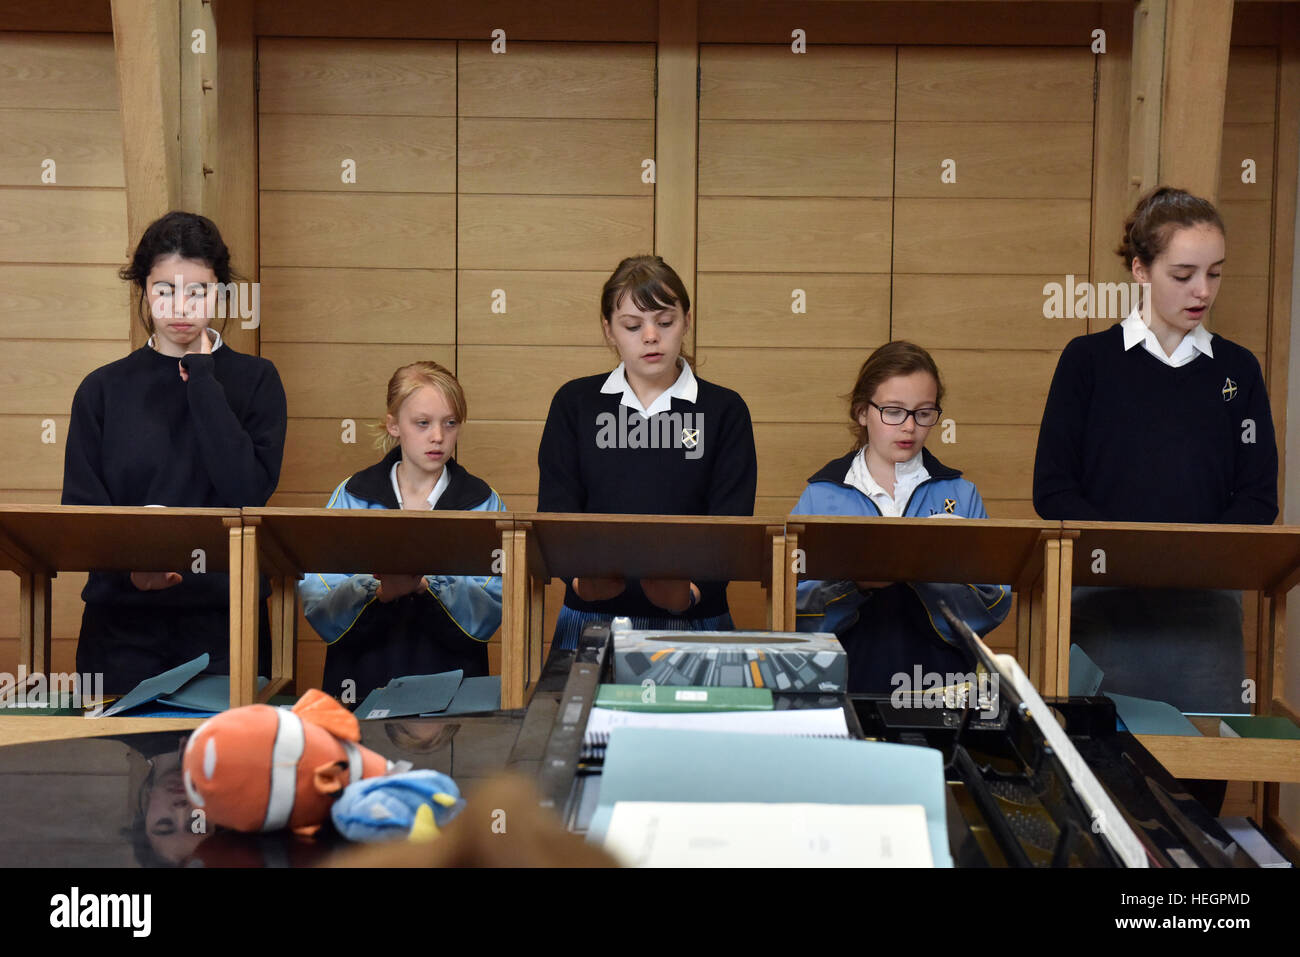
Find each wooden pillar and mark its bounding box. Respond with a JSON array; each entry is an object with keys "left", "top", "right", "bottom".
[
  {"left": 1128, "top": 0, "right": 1235, "bottom": 205},
  {"left": 1268, "top": 7, "right": 1299, "bottom": 510},
  {"left": 1160, "top": 0, "right": 1234, "bottom": 202},
  {"left": 111, "top": 0, "right": 182, "bottom": 352},
  {"left": 1091, "top": 3, "right": 1135, "bottom": 305},
  {"left": 210, "top": 0, "right": 260, "bottom": 355},
  {"left": 1127, "top": 0, "right": 1166, "bottom": 203},
  {"left": 655, "top": 0, "right": 699, "bottom": 339},
  {"left": 179, "top": 0, "right": 218, "bottom": 214}
]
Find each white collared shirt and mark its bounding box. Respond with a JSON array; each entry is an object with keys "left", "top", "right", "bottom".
[
  {"left": 147, "top": 327, "right": 224, "bottom": 353},
  {"left": 600, "top": 359, "right": 698, "bottom": 418},
  {"left": 1120, "top": 305, "right": 1213, "bottom": 368},
  {"left": 845, "top": 448, "right": 930, "bottom": 517},
  {"left": 390, "top": 460, "right": 449, "bottom": 510}
]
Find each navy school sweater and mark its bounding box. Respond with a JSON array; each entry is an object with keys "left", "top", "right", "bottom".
[
  {"left": 61, "top": 344, "right": 287, "bottom": 606},
  {"left": 1032, "top": 324, "right": 1277, "bottom": 524},
  {"left": 537, "top": 372, "right": 758, "bottom": 619}
]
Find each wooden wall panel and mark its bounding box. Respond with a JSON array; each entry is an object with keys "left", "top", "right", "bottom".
[
  {"left": 454, "top": 39, "right": 657, "bottom": 541},
  {"left": 698, "top": 43, "right": 896, "bottom": 630},
  {"left": 1218, "top": 199, "right": 1273, "bottom": 278},
  {"left": 455, "top": 422, "right": 546, "bottom": 500},
  {"left": 893, "top": 199, "right": 1091, "bottom": 275},
  {"left": 700, "top": 45, "right": 895, "bottom": 121},
  {"left": 893, "top": 122, "right": 1092, "bottom": 199},
  {"left": 0, "top": 110, "right": 124, "bottom": 187},
  {"left": 702, "top": 348, "right": 866, "bottom": 425},
  {"left": 0, "top": 29, "right": 122, "bottom": 670},
  {"left": 892, "top": 275, "right": 1087, "bottom": 351},
  {"left": 458, "top": 42, "right": 656, "bottom": 119},
  {"left": 458, "top": 345, "right": 612, "bottom": 421},
  {"left": 277, "top": 417, "right": 407, "bottom": 497},
  {"left": 459, "top": 118, "right": 653, "bottom": 195},
  {"left": 697, "top": 274, "right": 890, "bottom": 349},
  {"left": 259, "top": 267, "right": 456, "bottom": 345},
  {"left": 264, "top": 342, "right": 456, "bottom": 419},
  {"left": 259, "top": 115, "right": 456, "bottom": 193},
  {"left": 458, "top": 195, "right": 653, "bottom": 270},
  {"left": 698, "top": 120, "right": 893, "bottom": 196},
  {"left": 0, "top": 32, "right": 119, "bottom": 109},
  {"left": 896, "top": 47, "right": 1094, "bottom": 122},
  {"left": 261, "top": 39, "right": 656, "bottom": 679},
  {"left": 0, "top": 264, "right": 126, "bottom": 339},
  {"left": 699, "top": 198, "right": 893, "bottom": 273},
  {"left": 457, "top": 270, "right": 607, "bottom": 345},
  {"left": 1223, "top": 46, "right": 1278, "bottom": 124},
  {"left": 257, "top": 35, "right": 459, "bottom": 536},
  {"left": 698, "top": 2, "right": 1099, "bottom": 46},
  {"left": 260, "top": 193, "right": 456, "bottom": 269},
  {"left": 258, "top": 38, "right": 456, "bottom": 116},
  {"left": 0, "top": 31, "right": 125, "bottom": 676},
  {"left": 893, "top": 44, "right": 1094, "bottom": 536},
  {"left": 0, "top": 189, "right": 126, "bottom": 264}
]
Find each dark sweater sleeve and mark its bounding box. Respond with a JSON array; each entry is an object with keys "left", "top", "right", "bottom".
[
  {"left": 181, "top": 353, "right": 287, "bottom": 506},
  {"left": 61, "top": 374, "right": 113, "bottom": 506},
  {"left": 1033, "top": 338, "right": 1105, "bottom": 520},
  {"left": 707, "top": 392, "right": 758, "bottom": 516},
  {"left": 537, "top": 384, "right": 585, "bottom": 512},
  {"left": 1219, "top": 353, "right": 1278, "bottom": 524}
]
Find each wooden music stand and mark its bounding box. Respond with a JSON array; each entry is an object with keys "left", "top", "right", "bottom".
[
  {"left": 781, "top": 517, "right": 1062, "bottom": 685},
  {"left": 0, "top": 504, "right": 240, "bottom": 698},
  {"left": 514, "top": 513, "right": 791, "bottom": 698},
  {"left": 1062, "top": 521, "right": 1300, "bottom": 851},
  {"left": 238, "top": 508, "right": 515, "bottom": 708}
]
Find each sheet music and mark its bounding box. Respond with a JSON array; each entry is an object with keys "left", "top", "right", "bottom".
[
  {"left": 603, "top": 801, "right": 933, "bottom": 868},
  {"left": 585, "top": 705, "right": 850, "bottom": 743}
]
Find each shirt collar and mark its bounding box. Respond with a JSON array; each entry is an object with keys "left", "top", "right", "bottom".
[
  {"left": 1120, "top": 305, "right": 1213, "bottom": 359},
  {"left": 600, "top": 359, "right": 698, "bottom": 417},
  {"left": 845, "top": 447, "right": 929, "bottom": 508},
  {"left": 390, "top": 460, "right": 450, "bottom": 509},
  {"left": 147, "top": 327, "right": 224, "bottom": 353}
]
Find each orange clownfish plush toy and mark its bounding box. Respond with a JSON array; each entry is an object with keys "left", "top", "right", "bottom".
[{"left": 182, "top": 689, "right": 400, "bottom": 833}]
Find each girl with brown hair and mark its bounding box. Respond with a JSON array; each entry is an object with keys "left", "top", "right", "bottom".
[
  {"left": 792, "top": 340, "right": 1010, "bottom": 693},
  {"left": 1034, "top": 187, "right": 1277, "bottom": 733},
  {"left": 537, "top": 255, "right": 758, "bottom": 649}
]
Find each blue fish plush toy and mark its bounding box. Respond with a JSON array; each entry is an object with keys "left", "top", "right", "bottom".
[{"left": 331, "top": 770, "right": 464, "bottom": 842}]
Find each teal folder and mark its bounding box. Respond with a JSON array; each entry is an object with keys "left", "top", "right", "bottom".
[
  {"left": 588, "top": 728, "right": 952, "bottom": 867},
  {"left": 158, "top": 674, "right": 269, "bottom": 712},
  {"left": 97, "top": 653, "right": 210, "bottom": 717},
  {"left": 424, "top": 675, "right": 501, "bottom": 716},
  {"left": 356, "top": 670, "right": 463, "bottom": 720},
  {"left": 1107, "top": 692, "right": 1202, "bottom": 737}
]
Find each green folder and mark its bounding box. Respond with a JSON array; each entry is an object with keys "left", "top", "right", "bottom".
[
  {"left": 1218, "top": 715, "right": 1300, "bottom": 740},
  {"left": 595, "top": 684, "right": 773, "bottom": 712}
]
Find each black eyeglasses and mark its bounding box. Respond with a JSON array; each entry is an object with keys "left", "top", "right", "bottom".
[{"left": 868, "top": 401, "right": 942, "bottom": 427}]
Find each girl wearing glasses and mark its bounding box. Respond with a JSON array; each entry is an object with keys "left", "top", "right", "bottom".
[{"left": 792, "top": 341, "right": 1009, "bottom": 692}]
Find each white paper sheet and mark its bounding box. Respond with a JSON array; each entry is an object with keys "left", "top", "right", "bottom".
[
  {"left": 603, "top": 801, "right": 933, "bottom": 868},
  {"left": 584, "top": 706, "right": 849, "bottom": 743}
]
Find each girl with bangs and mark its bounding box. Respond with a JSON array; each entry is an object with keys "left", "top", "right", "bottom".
[{"left": 538, "top": 255, "right": 758, "bottom": 649}]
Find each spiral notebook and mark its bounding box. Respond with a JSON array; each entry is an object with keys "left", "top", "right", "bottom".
[{"left": 582, "top": 705, "right": 850, "bottom": 758}]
